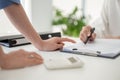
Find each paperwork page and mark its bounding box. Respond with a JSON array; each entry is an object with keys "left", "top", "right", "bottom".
[{"left": 62, "top": 39, "right": 120, "bottom": 58}]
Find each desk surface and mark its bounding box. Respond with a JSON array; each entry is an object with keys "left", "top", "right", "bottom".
[{"left": 0, "top": 38, "right": 120, "bottom": 80}]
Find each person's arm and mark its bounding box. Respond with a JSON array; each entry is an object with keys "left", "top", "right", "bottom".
[
  {"left": 0, "top": 46, "right": 5, "bottom": 67},
  {"left": 4, "top": 4, "right": 75, "bottom": 51},
  {"left": 0, "top": 46, "right": 4, "bottom": 56},
  {"left": 0, "top": 45, "right": 43, "bottom": 69},
  {"left": 4, "top": 4, "right": 43, "bottom": 50},
  {"left": 80, "top": 0, "right": 109, "bottom": 42},
  {"left": 0, "top": 0, "right": 43, "bottom": 70}
]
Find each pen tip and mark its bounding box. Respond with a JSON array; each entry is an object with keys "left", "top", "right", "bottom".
[{"left": 84, "top": 42, "right": 87, "bottom": 45}]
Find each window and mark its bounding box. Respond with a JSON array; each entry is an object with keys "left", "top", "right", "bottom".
[
  {"left": 53, "top": 0, "right": 104, "bottom": 21},
  {"left": 52, "top": 0, "right": 104, "bottom": 36}
]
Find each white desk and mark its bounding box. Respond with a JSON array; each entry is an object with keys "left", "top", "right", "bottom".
[{"left": 0, "top": 38, "right": 120, "bottom": 80}]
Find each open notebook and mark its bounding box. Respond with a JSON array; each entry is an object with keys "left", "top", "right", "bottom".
[{"left": 61, "top": 39, "right": 120, "bottom": 59}]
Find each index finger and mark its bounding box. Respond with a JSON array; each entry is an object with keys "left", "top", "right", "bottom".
[{"left": 60, "top": 38, "right": 76, "bottom": 43}]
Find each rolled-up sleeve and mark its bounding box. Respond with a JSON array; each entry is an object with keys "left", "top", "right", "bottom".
[{"left": 0, "top": 0, "right": 20, "bottom": 9}]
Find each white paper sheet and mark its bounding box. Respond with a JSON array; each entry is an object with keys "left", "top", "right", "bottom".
[{"left": 62, "top": 39, "right": 120, "bottom": 55}]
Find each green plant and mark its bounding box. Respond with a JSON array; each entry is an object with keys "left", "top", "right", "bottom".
[{"left": 52, "top": 6, "right": 86, "bottom": 37}]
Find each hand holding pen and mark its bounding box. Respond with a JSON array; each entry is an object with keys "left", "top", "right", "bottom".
[{"left": 80, "top": 26, "right": 96, "bottom": 44}]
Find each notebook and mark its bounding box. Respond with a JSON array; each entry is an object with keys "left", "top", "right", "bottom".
[{"left": 61, "top": 39, "right": 120, "bottom": 59}]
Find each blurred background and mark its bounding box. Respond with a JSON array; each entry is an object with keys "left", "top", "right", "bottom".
[{"left": 0, "top": 0, "right": 103, "bottom": 37}]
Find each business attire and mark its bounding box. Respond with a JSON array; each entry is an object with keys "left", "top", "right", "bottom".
[
  {"left": 0, "top": 0, "right": 20, "bottom": 9},
  {"left": 90, "top": 0, "right": 120, "bottom": 38}
]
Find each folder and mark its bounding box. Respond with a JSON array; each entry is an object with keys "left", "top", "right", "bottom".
[
  {"left": 0, "top": 32, "right": 61, "bottom": 47},
  {"left": 61, "top": 39, "right": 120, "bottom": 59}
]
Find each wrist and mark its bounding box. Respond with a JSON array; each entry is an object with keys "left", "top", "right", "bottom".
[{"left": 33, "top": 40, "right": 45, "bottom": 51}]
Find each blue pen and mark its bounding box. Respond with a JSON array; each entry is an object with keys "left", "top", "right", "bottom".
[{"left": 84, "top": 27, "right": 95, "bottom": 44}]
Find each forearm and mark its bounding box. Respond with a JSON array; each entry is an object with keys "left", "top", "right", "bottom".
[
  {"left": 0, "top": 46, "right": 5, "bottom": 67},
  {"left": 0, "top": 46, "right": 4, "bottom": 56},
  {"left": 105, "top": 36, "right": 120, "bottom": 39},
  {"left": 4, "top": 4, "right": 43, "bottom": 50}
]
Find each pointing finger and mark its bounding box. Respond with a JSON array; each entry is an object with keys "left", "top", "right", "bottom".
[{"left": 60, "top": 38, "right": 76, "bottom": 43}]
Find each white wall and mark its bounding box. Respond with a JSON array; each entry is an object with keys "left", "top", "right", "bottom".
[
  {"left": 30, "top": 0, "right": 52, "bottom": 33},
  {"left": 0, "top": 10, "right": 19, "bottom": 36}
]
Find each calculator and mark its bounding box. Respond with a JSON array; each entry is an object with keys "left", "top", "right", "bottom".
[{"left": 44, "top": 56, "right": 84, "bottom": 70}]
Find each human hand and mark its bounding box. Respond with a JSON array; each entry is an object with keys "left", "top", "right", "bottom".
[
  {"left": 80, "top": 26, "right": 96, "bottom": 43},
  {"left": 0, "top": 49, "right": 43, "bottom": 69},
  {"left": 40, "top": 37, "right": 76, "bottom": 51}
]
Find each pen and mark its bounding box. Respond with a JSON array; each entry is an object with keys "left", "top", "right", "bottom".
[{"left": 84, "top": 27, "right": 95, "bottom": 44}]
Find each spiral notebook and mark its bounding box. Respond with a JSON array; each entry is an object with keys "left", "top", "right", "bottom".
[{"left": 61, "top": 39, "right": 120, "bottom": 59}]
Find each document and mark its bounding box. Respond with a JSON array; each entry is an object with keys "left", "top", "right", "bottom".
[{"left": 61, "top": 39, "right": 120, "bottom": 59}]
